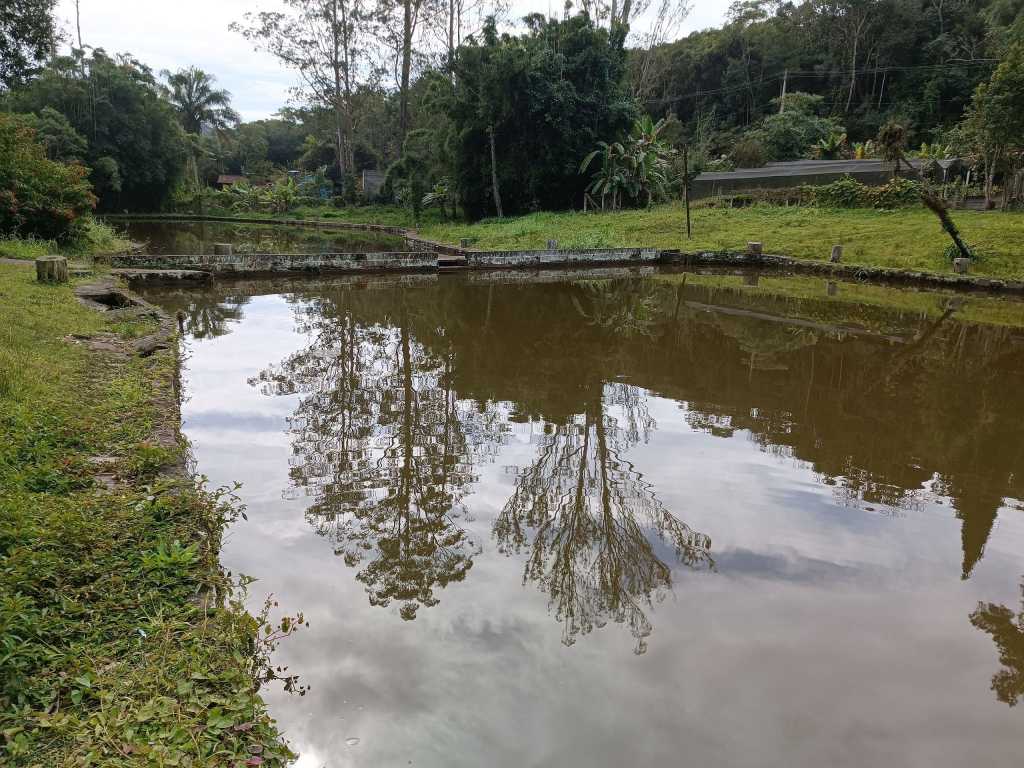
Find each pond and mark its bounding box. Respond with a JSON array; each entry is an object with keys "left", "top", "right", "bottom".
[
  {"left": 138, "top": 269, "right": 1024, "bottom": 768},
  {"left": 110, "top": 218, "right": 405, "bottom": 255}
]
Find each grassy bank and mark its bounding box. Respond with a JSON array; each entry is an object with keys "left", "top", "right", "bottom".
[
  {"left": 0, "top": 264, "right": 294, "bottom": 765},
  {"left": 417, "top": 204, "right": 1024, "bottom": 280},
  {"left": 0, "top": 219, "right": 132, "bottom": 262}
]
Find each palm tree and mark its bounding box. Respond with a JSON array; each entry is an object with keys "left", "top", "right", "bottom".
[{"left": 162, "top": 67, "right": 240, "bottom": 135}]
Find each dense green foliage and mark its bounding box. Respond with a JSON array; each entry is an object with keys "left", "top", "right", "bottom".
[
  {"left": 448, "top": 15, "right": 636, "bottom": 218},
  {"left": 10, "top": 52, "right": 188, "bottom": 211},
  {"left": 637, "top": 0, "right": 1021, "bottom": 153},
  {"left": 0, "top": 0, "right": 57, "bottom": 89},
  {"left": 0, "top": 114, "right": 95, "bottom": 241}
]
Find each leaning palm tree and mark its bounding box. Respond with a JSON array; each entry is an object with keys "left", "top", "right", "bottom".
[{"left": 162, "top": 67, "right": 240, "bottom": 134}]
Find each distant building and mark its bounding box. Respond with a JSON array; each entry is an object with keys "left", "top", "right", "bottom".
[
  {"left": 692, "top": 159, "right": 964, "bottom": 199},
  {"left": 215, "top": 174, "right": 249, "bottom": 189}
]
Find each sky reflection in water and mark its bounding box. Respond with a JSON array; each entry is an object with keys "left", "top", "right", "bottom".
[{"left": 142, "top": 271, "right": 1024, "bottom": 767}]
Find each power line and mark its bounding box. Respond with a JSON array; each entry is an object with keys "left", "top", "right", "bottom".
[{"left": 644, "top": 59, "right": 998, "bottom": 106}]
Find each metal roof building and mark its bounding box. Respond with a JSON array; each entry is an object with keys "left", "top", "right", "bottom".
[{"left": 692, "top": 159, "right": 963, "bottom": 199}]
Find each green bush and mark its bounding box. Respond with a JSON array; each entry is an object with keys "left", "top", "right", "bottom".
[
  {"left": 730, "top": 138, "right": 767, "bottom": 168},
  {"left": 804, "top": 175, "right": 921, "bottom": 209},
  {"left": 0, "top": 114, "right": 96, "bottom": 241}
]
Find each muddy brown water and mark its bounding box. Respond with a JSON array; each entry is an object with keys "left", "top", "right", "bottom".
[
  {"left": 139, "top": 269, "right": 1024, "bottom": 768},
  {"left": 111, "top": 218, "right": 404, "bottom": 255}
]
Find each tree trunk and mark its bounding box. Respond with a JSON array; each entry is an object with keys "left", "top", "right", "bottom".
[
  {"left": 488, "top": 126, "right": 503, "bottom": 218},
  {"left": 36, "top": 256, "right": 68, "bottom": 284},
  {"left": 845, "top": 34, "right": 859, "bottom": 113},
  {"left": 399, "top": 0, "right": 414, "bottom": 145},
  {"left": 920, "top": 189, "right": 972, "bottom": 260},
  {"left": 330, "top": 0, "right": 347, "bottom": 179}
]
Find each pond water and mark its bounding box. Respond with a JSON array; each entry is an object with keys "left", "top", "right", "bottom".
[
  {"left": 110, "top": 219, "right": 404, "bottom": 255},
  {"left": 139, "top": 270, "right": 1024, "bottom": 768}
]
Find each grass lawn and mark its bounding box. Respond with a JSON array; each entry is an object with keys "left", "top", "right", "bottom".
[
  {"left": 0, "top": 264, "right": 294, "bottom": 765},
  {"left": 415, "top": 204, "right": 1024, "bottom": 281}
]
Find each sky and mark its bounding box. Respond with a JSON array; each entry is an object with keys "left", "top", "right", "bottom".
[{"left": 55, "top": 0, "right": 732, "bottom": 121}]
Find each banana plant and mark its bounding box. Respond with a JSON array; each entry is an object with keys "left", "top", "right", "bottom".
[
  {"left": 580, "top": 141, "right": 629, "bottom": 211},
  {"left": 815, "top": 131, "right": 848, "bottom": 160}
]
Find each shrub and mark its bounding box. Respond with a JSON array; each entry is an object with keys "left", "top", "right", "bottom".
[
  {"left": 804, "top": 176, "right": 865, "bottom": 207},
  {"left": 872, "top": 177, "right": 922, "bottom": 208},
  {"left": 0, "top": 114, "right": 96, "bottom": 241},
  {"left": 804, "top": 175, "right": 921, "bottom": 209},
  {"left": 730, "top": 138, "right": 767, "bottom": 168}
]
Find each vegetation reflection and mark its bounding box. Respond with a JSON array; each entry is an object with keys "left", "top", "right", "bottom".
[
  {"left": 252, "top": 295, "right": 503, "bottom": 620},
  {"left": 496, "top": 381, "right": 713, "bottom": 654},
  {"left": 221, "top": 271, "right": 1024, "bottom": 645},
  {"left": 971, "top": 580, "right": 1024, "bottom": 707}
]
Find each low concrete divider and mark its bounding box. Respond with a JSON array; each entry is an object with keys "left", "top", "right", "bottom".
[
  {"left": 466, "top": 247, "right": 659, "bottom": 268},
  {"left": 110, "top": 251, "right": 437, "bottom": 274}
]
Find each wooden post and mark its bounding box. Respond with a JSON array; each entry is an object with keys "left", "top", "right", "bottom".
[
  {"left": 35, "top": 256, "right": 68, "bottom": 284},
  {"left": 830, "top": 245, "right": 843, "bottom": 263},
  {"left": 683, "top": 145, "right": 692, "bottom": 240}
]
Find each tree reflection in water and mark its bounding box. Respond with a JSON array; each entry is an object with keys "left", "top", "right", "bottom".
[
  {"left": 495, "top": 385, "right": 713, "bottom": 654},
  {"left": 971, "top": 580, "right": 1024, "bottom": 707},
  {"left": 253, "top": 301, "right": 503, "bottom": 620}
]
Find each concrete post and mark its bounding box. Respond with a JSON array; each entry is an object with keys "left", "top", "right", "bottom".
[
  {"left": 746, "top": 242, "right": 763, "bottom": 256},
  {"left": 35, "top": 256, "right": 68, "bottom": 283},
  {"left": 830, "top": 245, "right": 843, "bottom": 263},
  {"left": 547, "top": 239, "right": 558, "bottom": 250},
  {"left": 953, "top": 258, "right": 970, "bottom": 275}
]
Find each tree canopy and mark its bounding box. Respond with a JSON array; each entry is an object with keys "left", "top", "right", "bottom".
[
  {"left": 0, "top": 0, "right": 57, "bottom": 90},
  {"left": 11, "top": 51, "right": 188, "bottom": 211},
  {"left": 448, "top": 14, "right": 636, "bottom": 218}
]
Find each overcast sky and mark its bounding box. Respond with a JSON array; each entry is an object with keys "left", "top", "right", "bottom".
[{"left": 55, "top": 0, "right": 732, "bottom": 121}]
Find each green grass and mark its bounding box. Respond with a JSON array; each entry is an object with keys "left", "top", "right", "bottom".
[
  {"left": 416, "top": 204, "right": 1024, "bottom": 281},
  {"left": 0, "top": 235, "right": 52, "bottom": 261},
  {"left": 0, "top": 265, "right": 295, "bottom": 766},
  {"left": 0, "top": 218, "right": 132, "bottom": 262}
]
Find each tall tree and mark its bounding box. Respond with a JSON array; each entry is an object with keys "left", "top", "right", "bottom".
[
  {"left": 961, "top": 40, "right": 1024, "bottom": 206},
  {"left": 234, "top": 0, "right": 372, "bottom": 183},
  {"left": 0, "top": 0, "right": 58, "bottom": 89},
  {"left": 162, "top": 67, "right": 239, "bottom": 134}
]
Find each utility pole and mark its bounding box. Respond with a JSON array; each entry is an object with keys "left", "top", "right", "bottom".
[
  {"left": 683, "top": 145, "right": 691, "bottom": 239},
  {"left": 779, "top": 69, "right": 788, "bottom": 113}
]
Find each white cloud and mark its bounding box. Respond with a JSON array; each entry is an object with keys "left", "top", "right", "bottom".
[{"left": 56, "top": 0, "right": 732, "bottom": 120}]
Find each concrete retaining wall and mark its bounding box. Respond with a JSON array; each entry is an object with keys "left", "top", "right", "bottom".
[
  {"left": 110, "top": 252, "right": 436, "bottom": 274},
  {"left": 467, "top": 248, "right": 659, "bottom": 268}
]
